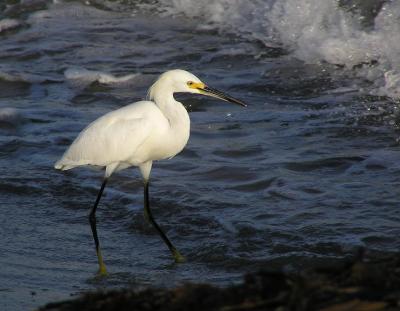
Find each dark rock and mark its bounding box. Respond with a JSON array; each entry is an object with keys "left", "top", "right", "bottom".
[{"left": 38, "top": 253, "right": 400, "bottom": 311}]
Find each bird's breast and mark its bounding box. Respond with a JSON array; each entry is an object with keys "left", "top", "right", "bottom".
[
  {"left": 129, "top": 113, "right": 190, "bottom": 164},
  {"left": 154, "top": 118, "right": 190, "bottom": 160}
]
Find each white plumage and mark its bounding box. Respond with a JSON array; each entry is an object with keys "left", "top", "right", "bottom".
[
  {"left": 55, "top": 69, "right": 194, "bottom": 180},
  {"left": 54, "top": 69, "right": 246, "bottom": 274}
]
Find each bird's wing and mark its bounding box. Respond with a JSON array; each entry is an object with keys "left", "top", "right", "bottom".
[{"left": 55, "top": 115, "right": 152, "bottom": 169}]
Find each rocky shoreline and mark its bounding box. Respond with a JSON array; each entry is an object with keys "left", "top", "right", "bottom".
[{"left": 38, "top": 251, "right": 400, "bottom": 311}]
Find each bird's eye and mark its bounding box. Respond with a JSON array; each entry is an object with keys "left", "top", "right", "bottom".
[{"left": 187, "top": 81, "right": 194, "bottom": 86}]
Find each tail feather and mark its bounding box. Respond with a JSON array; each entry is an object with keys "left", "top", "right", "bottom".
[
  {"left": 54, "top": 159, "right": 74, "bottom": 170},
  {"left": 54, "top": 161, "right": 63, "bottom": 170}
]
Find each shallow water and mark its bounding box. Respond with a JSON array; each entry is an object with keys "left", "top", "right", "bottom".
[{"left": 1, "top": 1, "right": 400, "bottom": 310}]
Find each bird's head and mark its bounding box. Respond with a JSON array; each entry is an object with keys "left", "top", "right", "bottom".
[{"left": 149, "top": 69, "right": 247, "bottom": 107}]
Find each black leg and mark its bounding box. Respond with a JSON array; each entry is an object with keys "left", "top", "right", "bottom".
[
  {"left": 89, "top": 178, "right": 108, "bottom": 275},
  {"left": 144, "top": 181, "right": 185, "bottom": 263}
]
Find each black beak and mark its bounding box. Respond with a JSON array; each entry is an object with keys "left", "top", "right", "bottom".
[{"left": 201, "top": 86, "right": 247, "bottom": 107}]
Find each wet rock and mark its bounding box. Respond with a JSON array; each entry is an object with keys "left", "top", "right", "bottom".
[{"left": 38, "top": 253, "right": 400, "bottom": 311}]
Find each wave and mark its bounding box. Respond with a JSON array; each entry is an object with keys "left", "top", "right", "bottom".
[
  {"left": 154, "top": 0, "right": 400, "bottom": 99},
  {"left": 0, "top": 68, "right": 61, "bottom": 84},
  {"left": 64, "top": 67, "right": 139, "bottom": 87},
  {"left": 0, "top": 108, "right": 22, "bottom": 127},
  {"left": 5, "top": 0, "right": 400, "bottom": 98},
  {"left": 0, "top": 18, "right": 22, "bottom": 33}
]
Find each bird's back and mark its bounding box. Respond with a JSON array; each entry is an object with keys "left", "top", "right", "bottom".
[{"left": 54, "top": 101, "right": 168, "bottom": 171}]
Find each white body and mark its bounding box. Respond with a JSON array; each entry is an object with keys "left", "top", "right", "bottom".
[
  {"left": 54, "top": 70, "right": 197, "bottom": 180},
  {"left": 54, "top": 69, "right": 246, "bottom": 270}
]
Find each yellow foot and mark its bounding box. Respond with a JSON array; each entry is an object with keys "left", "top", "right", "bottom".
[
  {"left": 97, "top": 263, "right": 108, "bottom": 276},
  {"left": 96, "top": 249, "right": 108, "bottom": 276},
  {"left": 173, "top": 250, "right": 186, "bottom": 263}
]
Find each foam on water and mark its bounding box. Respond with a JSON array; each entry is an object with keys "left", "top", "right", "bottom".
[
  {"left": 64, "top": 67, "right": 139, "bottom": 87},
  {"left": 156, "top": 0, "right": 400, "bottom": 99},
  {"left": 0, "top": 108, "right": 22, "bottom": 127},
  {"left": 0, "top": 67, "right": 56, "bottom": 84},
  {"left": 0, "top": 19, "right": 22, "bottom": 33}
]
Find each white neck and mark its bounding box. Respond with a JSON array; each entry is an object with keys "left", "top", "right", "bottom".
[
  {"left": 147, "top": 76, "right": 191, "bottom": 158},
  {"left": 149, "top": 81, "right": 190, "bottom": 127},
  {"left": 150, "top": 86, "right": 191, "bottom": 159}
]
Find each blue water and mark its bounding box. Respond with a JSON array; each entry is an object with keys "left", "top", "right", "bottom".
[{"left": 1, "top": 1, "right": 400, "bottom": 310}]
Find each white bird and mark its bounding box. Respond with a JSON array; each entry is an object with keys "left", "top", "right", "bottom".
[{"left": 54, "top": 69, "right": 246, "bottom": 275}]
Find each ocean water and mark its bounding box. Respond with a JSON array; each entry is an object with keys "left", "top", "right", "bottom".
[{"left": 1, "top": 0, "right": 400, "bottom": 310}]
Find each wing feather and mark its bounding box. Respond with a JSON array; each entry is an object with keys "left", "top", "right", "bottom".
[{"left": 55, "top": 102, "right": 156, "bottom": 170}]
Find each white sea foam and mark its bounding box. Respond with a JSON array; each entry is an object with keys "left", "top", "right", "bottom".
[
  {"left": 0, "top": 70, "right": 47, "bottom": 83},
  {"left": 0, "top": 18, "right": 21, "bottom": 33},
  {"left": 156, "top": 0, "right": 400, "bottom": 99},
  {"left": 64, "top": 67, "right": 139, "bottom": 87},
  {"left": 0, "top": 108, "right": 22, "bottom": 126}
]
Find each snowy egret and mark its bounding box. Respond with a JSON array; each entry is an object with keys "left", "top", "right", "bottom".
[{"left": 54, "top": 69, "right": 246, "bottom": 274}]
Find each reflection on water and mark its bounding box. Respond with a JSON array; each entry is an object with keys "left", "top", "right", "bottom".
[{"left": 0, "top": 1, "right": 400, "bottom": 310}]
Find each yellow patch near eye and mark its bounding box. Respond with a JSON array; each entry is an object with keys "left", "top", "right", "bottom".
[{"left": 187, "top": 82, "right": 205, "bottom": 89}]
